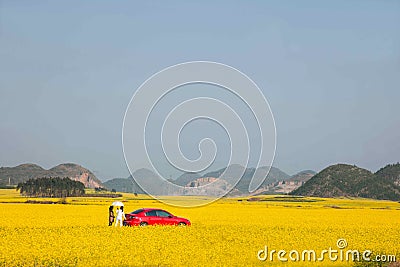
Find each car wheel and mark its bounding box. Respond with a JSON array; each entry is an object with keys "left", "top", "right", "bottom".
[
  {"left": 178, "top": 222, "right": 186, "bottom": 226},
  {"left": 139, "top": 222, "right": 148, "bottom": 227}
]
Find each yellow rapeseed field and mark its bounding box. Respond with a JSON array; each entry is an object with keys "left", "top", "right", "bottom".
[{"left": 0, "top": 189, "right": 399, "bottom": 266}]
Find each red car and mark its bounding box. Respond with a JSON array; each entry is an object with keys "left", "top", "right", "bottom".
[{"left": 123, "top": 208, "right": 191, "bottom": 226}]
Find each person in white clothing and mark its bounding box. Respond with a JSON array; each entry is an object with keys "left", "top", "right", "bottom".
[{"left": 115, "top": 206, "right": 125, "bottom": 227}]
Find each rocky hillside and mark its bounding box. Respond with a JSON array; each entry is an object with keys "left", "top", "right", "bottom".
[
  {"left": 49, "top": 164, "right": 102, "bottom": 188},
  {"left": 0, "top": 163, "right": 102, "bottom": 188},
  {"left": 250, "top": 170, "right": 315, "bottom": 195},
  {"left": 290, "top": 170, "right": 316, "bottom": 182},
  {"left": 198, "top": 164, "right": 291, "bottom": 194},
  {"left": 104, "top": 164, "right": 292, "bottom": 196},
  {"left": 179, "top": 177, "right": 239, "bottom": 196},
  {"left": 368, "top": 163, "right": 400, "bottom": 200},
  {"left": 291, "top": 163, "right": 400, "bottom": 201},
  {"left": 174, "top": 172, "right": 202, "bottom": 186},
  {"left": 375, "top": 163, "right": 400, "bottom": 186}
]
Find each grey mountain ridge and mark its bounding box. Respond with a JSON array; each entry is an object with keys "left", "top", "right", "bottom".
[{"left": 103, "top": 164, "right": 297, "bottom": 195}]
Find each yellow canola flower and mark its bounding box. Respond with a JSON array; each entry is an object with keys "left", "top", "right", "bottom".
[{"left": 0, "top": 190, "right": 399, "bottom": 266}]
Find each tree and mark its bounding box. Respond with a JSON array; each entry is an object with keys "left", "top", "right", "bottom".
[{"left": 16, "top": 177, "right": 85, "bottom": 198}]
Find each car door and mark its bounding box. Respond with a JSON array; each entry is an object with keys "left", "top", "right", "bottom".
[
  {"left": 145, "top": 210, "right": 160, "bottom": 225},
  {"left": 156, "top": 210, "right": 175, "bottom": 225}
]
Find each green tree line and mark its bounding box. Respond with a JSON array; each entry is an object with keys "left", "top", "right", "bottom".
[{"left": 16, "top": 177, "right": 85, "bottom": 197}]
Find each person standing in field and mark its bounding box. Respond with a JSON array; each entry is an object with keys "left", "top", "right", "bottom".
[
  {"left": 115, "top": 206, "right": 125, "bottom": 227},
  {"left": 108, "top": 206, "right": 114, "bottom": 226}
]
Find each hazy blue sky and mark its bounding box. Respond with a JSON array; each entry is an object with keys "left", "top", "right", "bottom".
[{"left": 1, "top": 1, "right": 399, "bottom": 181}]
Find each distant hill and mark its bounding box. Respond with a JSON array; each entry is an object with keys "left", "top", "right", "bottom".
[
  {"left": 103, "top": 168, "right": 166, "bottom": 194},
  {"left": 251, "top": 169, "right": 316, "bottom": 195},
  {"left": 174, "top": 172, "right": 202, "bottom": 186},
  {"left": 291, "top": 163, "right": 400, "bottom": 201},
  {"left": 202, "top": 164, "right": 249, "bottom": 188},
  {"left": 0, "top": 163, "right": 102, "bottom": 188},
  {"left": 180, "top": 176, "right": 240, "bottom": 196},
  {"left": 227, "top": 165, "right": 291, "bottom": 194},
  {"left": 102, "top": 163, "right": 400, "bottom": 200},
  {"left": 290, "top": 170, "right": 316, "bottom": 182},
  {"left": 49, "top": 164, "right": 102, "bottom": 188},
  {"left": 178, "top": 164, "right": 291, "bottom": 195},
  {"left": 103, "top": 165, "right": 291, "bottom": 196},
  {"left": 0, "top": 164, "right": 49, "bottom": 185},
  {"left": 257, "top": 166, "right": 292, "bottom": 184},
  {"left": 103, "top": 178, "right": 144, "bottom": 194},
  {"left": 367, "top": 163, "right": 400, "bottom": 200},
  {"left": 375, "top": 163, "right": 400, "bottom": 187}
]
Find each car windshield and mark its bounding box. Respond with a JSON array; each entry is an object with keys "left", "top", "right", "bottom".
[{"left": 130, "top": 209, "right": 144, "bottom": 214}]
